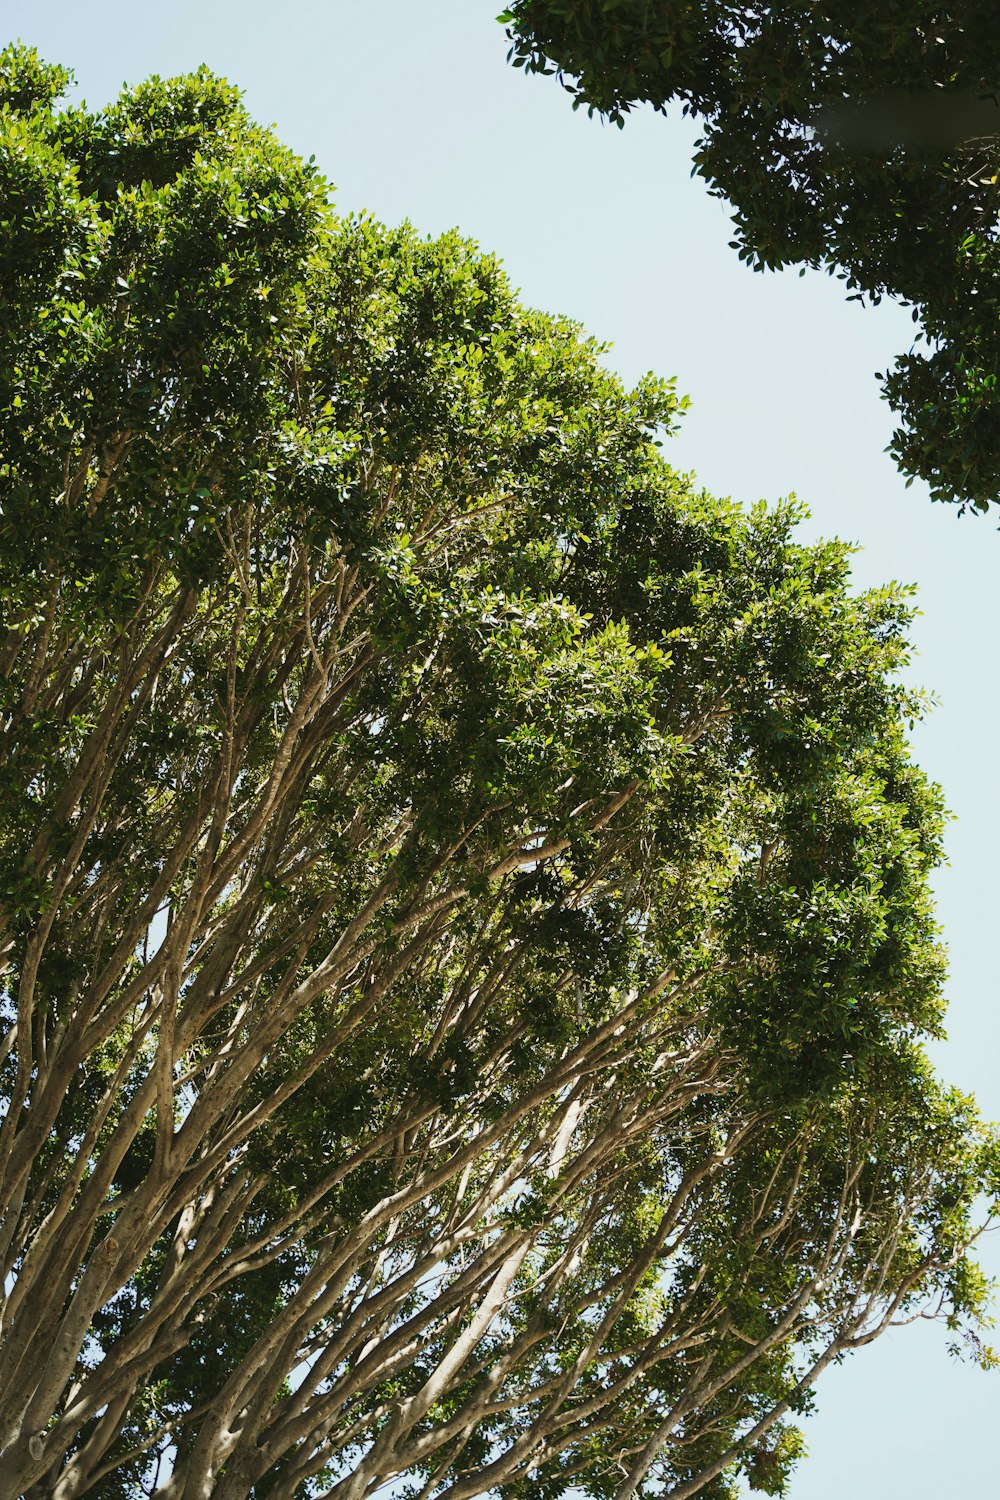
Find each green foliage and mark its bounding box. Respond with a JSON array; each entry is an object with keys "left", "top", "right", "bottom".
[
  {"left": 0, "top": 47, "right": 995, "bottom": 1500},
  {"left": 500, "top": 2, "right": 1000, "bottom": 509}
]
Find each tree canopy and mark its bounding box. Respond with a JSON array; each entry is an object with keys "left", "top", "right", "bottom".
[
  {"left": 500, "top": 1, "right": 1000, "bottom": 511},
  {"left": 0, "top": 44, "right": 996, "bottom": 1500}
]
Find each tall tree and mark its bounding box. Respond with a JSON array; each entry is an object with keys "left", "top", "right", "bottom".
[
  {"left": 0, "top": 45, "right": 996, "bottom": 1500},
  {"left": 500, "top": 2, "right": 1000, "bottom": 511}
]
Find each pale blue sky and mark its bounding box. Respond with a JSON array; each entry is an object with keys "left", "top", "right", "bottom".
[{"left": 10, "top": 1, "right": 1000, "bottom": 1492}]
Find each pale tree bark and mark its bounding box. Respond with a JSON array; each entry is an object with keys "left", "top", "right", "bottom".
[{"left": 0, "top": 424, "right": 991, "bottom": 1500}]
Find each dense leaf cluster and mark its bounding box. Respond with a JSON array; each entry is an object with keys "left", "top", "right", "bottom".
[
  {"left": 501, "top": 1, "right": 1000, "bottom": 508},
  {"left": 0, "top": 46, "right": 995, "bottom": 1500}
]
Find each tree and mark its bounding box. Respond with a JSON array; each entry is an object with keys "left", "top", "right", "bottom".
[
  {"left": 0, "top": 44, "right": 996, "bottom": 1500},
  {"left": 500, "top": 1, "right": 1000, "bottom": 511}
]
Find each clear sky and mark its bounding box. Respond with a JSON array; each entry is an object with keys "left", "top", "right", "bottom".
[{"left": 10, "top": 2, "right": 1000, "bottom": 1493}]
